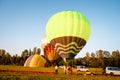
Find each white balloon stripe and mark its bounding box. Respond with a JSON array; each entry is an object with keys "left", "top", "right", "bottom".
[
  {"left": 55, "top": 45, "right": 83, "bottom": 53},
  {"left": 58, "top": 49, "right": 81, "bottom": 55},
  {"left": 55, "top": 42, "right": 82, "bottom": 48}
]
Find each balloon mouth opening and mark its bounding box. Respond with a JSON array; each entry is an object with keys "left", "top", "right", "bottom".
[{"left": 63, "top": 57, "right": 73, "bottom": 65}]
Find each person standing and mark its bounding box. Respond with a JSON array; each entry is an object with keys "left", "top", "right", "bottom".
[
  {"left": 63, "top": 66, "right": 67, "bottom": 74},
  {"left": 55, "top": 65, "right": 58, "bottom": 74}
]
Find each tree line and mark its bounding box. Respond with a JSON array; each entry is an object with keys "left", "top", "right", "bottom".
[
  {"left": 0, "top": 48, "right": 120, "bottom": 68},
  {"left": 0, "top": 47, "right": 40, "bottom": 66},
  {"left": 83, "top": 50, "right": 120, "bottom": 68}
]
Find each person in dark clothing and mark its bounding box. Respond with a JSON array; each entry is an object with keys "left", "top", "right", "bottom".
[{"left": 102, "top": 66, "right": 106, "bottom": 74}]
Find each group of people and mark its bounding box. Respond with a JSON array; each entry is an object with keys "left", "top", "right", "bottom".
[
  {"left": 55, "top": 65, "right": 77, "bottom": 75},
  {"left": 63, "top": 66, "right": 72, "bottom": 75}
]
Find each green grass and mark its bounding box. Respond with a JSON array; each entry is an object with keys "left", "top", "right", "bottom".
[
  {"left": 0, "top": 65, "right": 55, "bottom": 72},
  {"left": 0, "top": 65, "right": 120, "bottom": 80},
  {"left": 1, "top": 72, "right": 120, "bottom": 80},
  {"left": 89, "top": 68, "right": 103, "bottom": 74}
]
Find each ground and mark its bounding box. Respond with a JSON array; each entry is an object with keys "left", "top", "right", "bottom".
[{"left": 0, "top": 65, "right": 120, "bottom": 80}]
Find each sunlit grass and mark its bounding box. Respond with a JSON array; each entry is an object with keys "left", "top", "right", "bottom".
[
  {"left": 0, "top": 65, "right": 55, "bottom": 72},
  {"left": 0, "top": 65, "right": 120, "bottom": 80}
]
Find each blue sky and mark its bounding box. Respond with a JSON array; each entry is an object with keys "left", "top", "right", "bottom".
[{"left": 0, "top": 0, "right": 120, "bottom": 58}]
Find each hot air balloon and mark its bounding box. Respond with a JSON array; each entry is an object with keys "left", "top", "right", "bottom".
[
  {"left": 41, "top": 35, "right": 59, "bottom": 65},
  {"left": 44, "top": 43, "right": 60, "bottom": 65},
  {"left": 46, "top": 10, "right": 91, "bottom": 64},
  {"left": 24, "top": 54, "right": 46, "bottom": 67}
]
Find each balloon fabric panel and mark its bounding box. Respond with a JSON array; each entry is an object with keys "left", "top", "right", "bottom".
[
  {"left": 44, "top": 44, "right": 59, "bottom": 62},
  {"left": 24, "top": 55, "right": 34, "bottom": 67}
]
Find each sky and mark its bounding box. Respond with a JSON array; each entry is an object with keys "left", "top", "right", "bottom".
[{"left": 0, "top": 0, "right": 120, "bottom": 58}]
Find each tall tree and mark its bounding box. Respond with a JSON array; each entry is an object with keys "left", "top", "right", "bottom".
[
  {"left": 112, "top": 50, "right": 119, "bottom": 67},
  {"left": 33, "top": 47, "right": 37, "bottom": 55},
  {"left": 85, "top": 52, "right": 90, "bottom": 66},
  {"left": 90, "top": 52, "right": 97, "bottom": 67},
  {"left": 36, "top": 48, "right": 41, "bottom": 55},
  {"left": 97, "top": 50, "right": 105, "bottom": 67},
  {"left": 0, "top": 49, "right": 6, "bottom": 56},
  {"left": 0, "top": 49, "right": 6, "bottom": 64},
  {"left": 21, "top": 49, "right": 28, "bottom": 65},
  {"left": 28, "top": 49, "right": 32, "bottom": 56},
  {"left": 103, "top": 51, "right": 111, "bottom": 67},
  {"left": 5, "top": 53, "right": 11, "bottom": 65}
]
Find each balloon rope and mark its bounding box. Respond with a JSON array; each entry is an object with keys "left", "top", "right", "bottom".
[{"left": 63, "top": 58, "right": 66, "bottom": 63}]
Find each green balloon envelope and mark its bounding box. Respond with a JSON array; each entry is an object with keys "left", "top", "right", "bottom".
[{"left": 46, "top": 10, "right": 91, "bottom": 63}]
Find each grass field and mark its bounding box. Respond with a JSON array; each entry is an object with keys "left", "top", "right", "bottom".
[{"left": 0, "top": 65, "right": 120, "bottom": 80}]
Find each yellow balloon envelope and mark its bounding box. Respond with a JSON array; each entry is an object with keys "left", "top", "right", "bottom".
[{"left": 24, "top": 54, "right": 46, "bottom": 67}]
